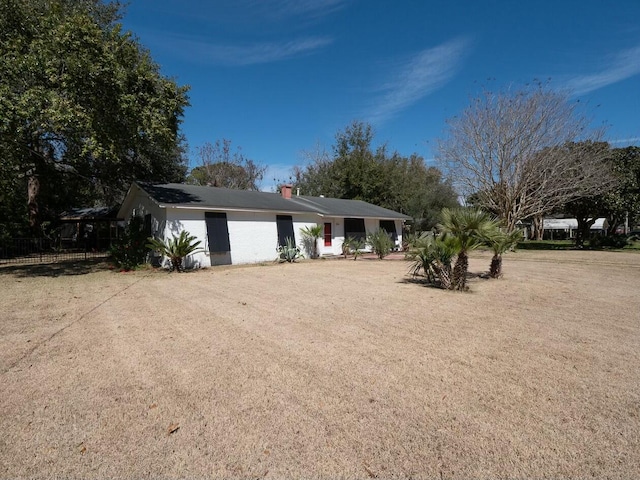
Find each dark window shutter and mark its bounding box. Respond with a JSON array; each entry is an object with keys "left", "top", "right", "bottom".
[
  {"left": 205, "top": 212, "right": 231, "bottom": 253},
  {"left": 379, "top": 220, "right": 397, "bottom": 243},
  {"left": 144, "top": 214, "right": 152, "bottom": 236},
  {"left": 276, "top": 215, "right": 295, "bottom": 247},
  {"left": 344, "top": 218, "right": 366, "bottom": 242}
]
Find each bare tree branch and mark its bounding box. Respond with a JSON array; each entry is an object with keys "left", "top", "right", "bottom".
[{"left": 437, "top": 86, "right": 614, "bottom": 230}]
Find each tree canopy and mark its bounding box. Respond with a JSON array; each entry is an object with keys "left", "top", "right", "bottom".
[
  {"left": 564, "top": 145, "right": 640, "bottom": 244},
  {"left": 0, "top": 0, "right": 190, "bottom": 236},
  {"left": 292, "top": 121, "right": 459, "bottom": 230},
  {"left": 186, "top": 140, "right": 266, "bottom": 191},
  {"left": 437, "top": 86, "right": 613, "bottom": 231}
]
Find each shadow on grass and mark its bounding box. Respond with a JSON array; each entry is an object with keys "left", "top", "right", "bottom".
[
  {"left": 399, "top": 271, "right": 490, "bottom": 290},
  {"left": 398, "top": 276, "right": 446, "bottom": 289},
  {"left": 0, "top": 258, "right": 112, "bottom": 278}
]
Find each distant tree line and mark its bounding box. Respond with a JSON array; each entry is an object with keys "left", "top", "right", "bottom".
[
  {"left": 3, "top": 1, "right": 636, "bottom": 250},
  {"left": 290, "top": 121, "right": 460, "bottom": 231}
]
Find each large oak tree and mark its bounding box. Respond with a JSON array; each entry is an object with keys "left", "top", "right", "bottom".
[{"left": 0, "top": 0, "right": 189, "bottom": 236}]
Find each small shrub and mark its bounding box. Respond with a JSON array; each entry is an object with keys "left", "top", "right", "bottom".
[
  {"left": 367, "top": 229, "right": 394, "bottom": 259},
  {"left": 276, "top": 237, "right": 304, "bottom": 263},
  {"left": 147, "top": 230, "right": 202, "bottom": 272},
  {"left": 343, "top": 236, "right": 365, "bottom": 260},
  {"left": 588, "top": 234, "right": 629, "bottom": 249},
  {"left": 109, "top": 216, "right": 150, "bottom": 271},
  {"left": 402, "top": 232, "right": 420, "bottom": 251}
]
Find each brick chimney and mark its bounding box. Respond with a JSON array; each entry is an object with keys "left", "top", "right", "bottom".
[{"left": 281, "top": 184, "right": 292, "bottom": 199}]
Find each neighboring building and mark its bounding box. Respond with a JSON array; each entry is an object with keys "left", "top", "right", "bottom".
[
  {"left": 542, "top": 217, "right": 609, "bottom": 240},
  {"left": 58, "top": 206, "right": 121, "bottom": 251},
  {"left": 117, "top": 182, "right": 411, "bottom": 267}
]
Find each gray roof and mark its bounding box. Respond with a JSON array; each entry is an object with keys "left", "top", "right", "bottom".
[
  {"left": 135, "top": 182, "right": 410, "bottom": 220},
  {"left": 60, "top": 206, "right": 121, "bottom": 221},
  {"left": 292, "top": 195, "right": 411, "bottom": 219}
]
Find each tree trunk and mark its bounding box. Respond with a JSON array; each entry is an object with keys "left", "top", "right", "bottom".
[
  {"left": 575, "top": 217, "right": 596, "bottom": 247},
  {"left": 490, "top": 254, "right": 502, "bottom": 278},
  {"left": 533, "top": 215, "right": 544, "bottom": 240},
  {"left": 27, "top": 174, "right": 40, "bottom": 233},
  {"left": 452, "top": 252, "right": 469, "bottom": 290},
  {"left": 607, "top": 215, "right": 620, "bottom": 235},
  {"left": 435, "top": 261, "right": 452, "bottom": 289}
]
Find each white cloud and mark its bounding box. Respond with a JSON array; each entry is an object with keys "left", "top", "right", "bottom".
[
  {"left": 243, "top": 0, "right": 349, "bottom": 21},
  {"left": 567, "top": 45, "right": 640, "bottom": 96},
  {"left": 160, "top": 35, "right": 333, "bottom": 66},
  {"left": 609, "top": 136, "right": 640, "bottom": 145},
  {"left": 364, "top": 37, "right": 471, "bottom": 124}
]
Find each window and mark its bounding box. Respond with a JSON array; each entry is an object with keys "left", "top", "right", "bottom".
[
  {"left": 276, "top": 215, "right": 295, "bottom": 247},
  {"left": 344, "top": 218, "right": 366, "bottom": 242},
  {"left": 205, "top": 212, "right": 230, "bottom": 253}
]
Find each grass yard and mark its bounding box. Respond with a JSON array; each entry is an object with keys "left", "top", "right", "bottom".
[{"left": 1, "top": 250, "right": 639, "bottom": 479}]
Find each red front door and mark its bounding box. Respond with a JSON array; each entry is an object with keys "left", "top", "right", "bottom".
[{"left": 324, "top": 223, "right": 332, "bottom": 246}]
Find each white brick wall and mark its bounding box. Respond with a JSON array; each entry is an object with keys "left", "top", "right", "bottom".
[{"left": 122, "top": 198, "right": 405, "bottom": 267}]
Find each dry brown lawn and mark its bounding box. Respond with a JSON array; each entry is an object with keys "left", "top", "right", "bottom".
[{"left": 1, "top": 250, "right": 639, "bottom": 479}]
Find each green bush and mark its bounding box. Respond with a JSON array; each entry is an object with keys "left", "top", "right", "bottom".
[
  {"left": 109, "top": 216, "right": 150, "bottom": 271},
  {"left": 367, "top": 229, "right": 394, "bottom": 259},
  {"left": 342, "top": 236, "right": 365, "bottom": 260},
  {"left": 588, "top": 234, "right": 629, "bottom": 249}
]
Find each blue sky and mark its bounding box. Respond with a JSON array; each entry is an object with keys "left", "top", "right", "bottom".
[{"left": 121, "top": 0, "right": 640, "bottom": 190}]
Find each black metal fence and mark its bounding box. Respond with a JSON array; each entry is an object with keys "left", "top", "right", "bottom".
[{"left": 0, "top": 238, "right": 110, "bottom": 265}]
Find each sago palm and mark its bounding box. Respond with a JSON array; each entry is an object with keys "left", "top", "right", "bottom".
[
  {"left": 147, "top": 231, "right": 202, "bottom": 272},
  {"left": 439, "top": 208, "right": 499, "bottom": 290},
  {"left": 406, "top": 232, "right": 457, "bottom": 289},
  {"left": 482, "top": 228, "right": 522, "bottom": 278}
]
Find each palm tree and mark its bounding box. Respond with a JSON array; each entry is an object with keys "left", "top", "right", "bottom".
[
  {"left": 300, "top": 224, "right": 323, "bottom": 259},
  {"left": 482, "top": 228, "right": 522, "bottom": 278},
  {"left": 406, "top": 232, "right": 457, "bottom": 289},
  {"left": 439, "top": 208, "right": 498, "bottom": 290},
  {"left": 147, "top": 231, "right": 202, "bottom": 272}
]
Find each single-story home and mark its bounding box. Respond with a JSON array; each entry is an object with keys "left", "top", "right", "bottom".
[
  {"left": 542, "top": 217, "right": 609, "bottom": 240},
  {"left": 117, "top": 182, "right": 411, "bottom": 267}
]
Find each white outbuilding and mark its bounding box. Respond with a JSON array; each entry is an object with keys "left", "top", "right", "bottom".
[
  {"left": 117, "top": 182, "right": 411, "bottom": 267},
  {"left": 542, "top": 217, "right": 609, "bottom": 240}
]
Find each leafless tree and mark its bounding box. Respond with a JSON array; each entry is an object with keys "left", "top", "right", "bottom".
[{"left": 437, "top": 86, "right": 614, "bottom": 232}]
